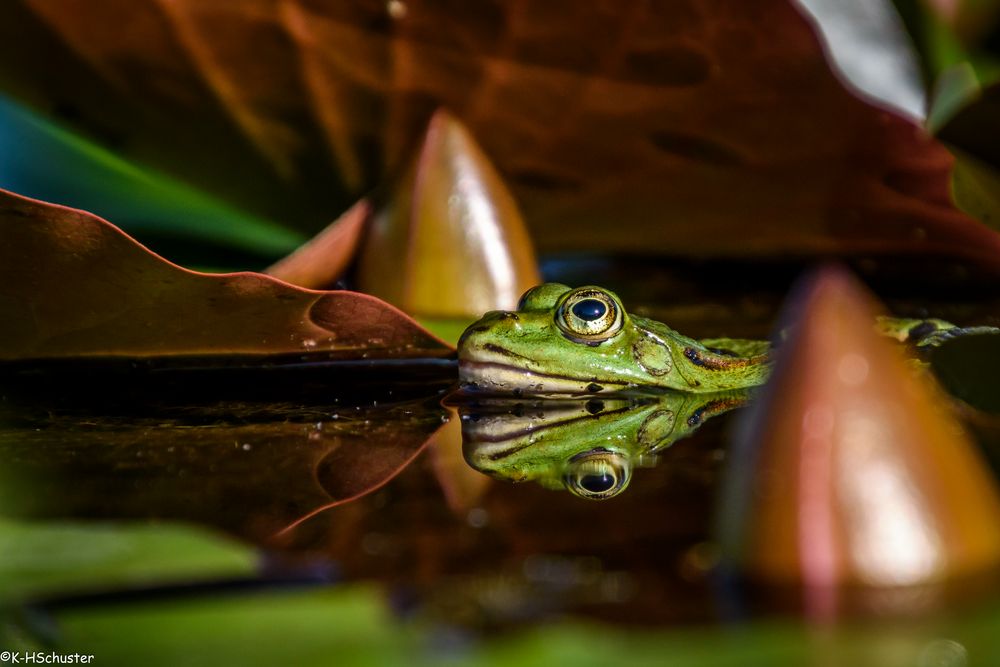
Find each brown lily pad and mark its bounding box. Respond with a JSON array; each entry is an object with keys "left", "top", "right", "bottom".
[
  {"left": 0, "top": 189, "right": 451, "bottom": 362},
  {"left": 1, "top": 1, "right": 998, "bottom": 269}
]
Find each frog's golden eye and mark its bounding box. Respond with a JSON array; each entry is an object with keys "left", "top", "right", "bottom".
[
  {"left": 555, "top": 288, "right": 623, "bottom": 343},
  {"left": 564, "top": 448, "right": 631, "bottom": 500}
]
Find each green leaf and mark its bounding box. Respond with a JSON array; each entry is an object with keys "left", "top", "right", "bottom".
[
  {"left": 0, "top": 519, "right": 256, "bottom": 604},
  {"left": 927, "top": 62, "right": 980, "bottom": 132},
  {"left": 0, "top": 95, "right": 305, "bottom": 259},
  {"left": 56, "top": 587, "right": 411, "bottom": 667},
  {"left": 49, "top": 585, "right": 1000, "bottom": 667}
]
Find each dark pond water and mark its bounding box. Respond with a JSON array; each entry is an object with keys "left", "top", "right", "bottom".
[{"left": 0, "top": 380, "right": 737, "bottom": 628}]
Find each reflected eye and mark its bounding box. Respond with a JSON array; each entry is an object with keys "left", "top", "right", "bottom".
[
  {"left": 556, "top": 288, "right": 623, "bottom": 343},
  {"left": 564, "top": 449, "right": 631, "bottom": 500}
]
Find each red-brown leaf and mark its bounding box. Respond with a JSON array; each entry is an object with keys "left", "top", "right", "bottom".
[
  {"left": 2, "top": 1, "right": 998, "bottom": 268},
  {"left": 0, "top": 189, "right": 451, "bottom": 360}
]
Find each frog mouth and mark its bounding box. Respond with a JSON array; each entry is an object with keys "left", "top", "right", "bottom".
[{"left": 457, "top": 359, "right": 629, "bottom": 396}]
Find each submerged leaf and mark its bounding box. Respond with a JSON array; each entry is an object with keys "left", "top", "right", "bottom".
[{"left": 0, "top": 189, "right": 451, "bottom": 362}]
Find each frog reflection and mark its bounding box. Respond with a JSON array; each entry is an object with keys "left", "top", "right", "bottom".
[{"left": 458, "top": 389, "right": 754, "bottom": 500}]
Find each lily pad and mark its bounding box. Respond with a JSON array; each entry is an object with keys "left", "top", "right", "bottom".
[
  {"left": 0, "top": 189, "right": 451, "bottom": 364},
  {"left": 43, "top": 584, "right": 1000, "bottom": 667},
  {"left": 0, "top": 518, "right": 255, "bottom": 604},
  {"left": 0, "top": 2, "right": 996, "bottom": 267}
]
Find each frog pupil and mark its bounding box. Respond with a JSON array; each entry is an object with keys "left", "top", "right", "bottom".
[
  {"left": 572, "top": 299, "right": 607, "bottom": 321},
  {"left": 580, "top": 472, "right": 616, "bottom": 493}
]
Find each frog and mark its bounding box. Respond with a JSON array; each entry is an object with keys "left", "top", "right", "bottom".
[
  {"left": 457, "top": 283, "right": 994, "bottom": 397},
  {"left": 459, "top": 389, "right": 753, "bottom": 499},
  {"left": 458, "top": 283, "right": 773, "bottom": 396}
]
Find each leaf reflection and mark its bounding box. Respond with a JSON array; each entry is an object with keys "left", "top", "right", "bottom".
[{"left": 0, "top": 395, "right": 449, "bottom": 546}]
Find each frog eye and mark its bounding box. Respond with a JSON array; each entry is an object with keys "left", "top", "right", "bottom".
[
  {"left": 517, "top": 283, "right": 571, "bottom": 311},
  {"left": 516, "top": 289, "right": 536, "bottom": 311},
  {"left": 555, "top": 288, "right": 623, "bottom": 342},
  {"left": 564, "top": 449, "right": 631, "bottom": 500}
]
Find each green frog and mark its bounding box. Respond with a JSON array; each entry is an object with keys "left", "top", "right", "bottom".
[
  {"left": 457, "top": 283, "right": 990, "bottom": 397},
  {"left": 459, "top": 390, "right": 752, "bottom": 499}
]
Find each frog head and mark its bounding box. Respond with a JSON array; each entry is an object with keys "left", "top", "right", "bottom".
[{"left": 458, "top": 283, "right": 770, "bottom": 396}]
